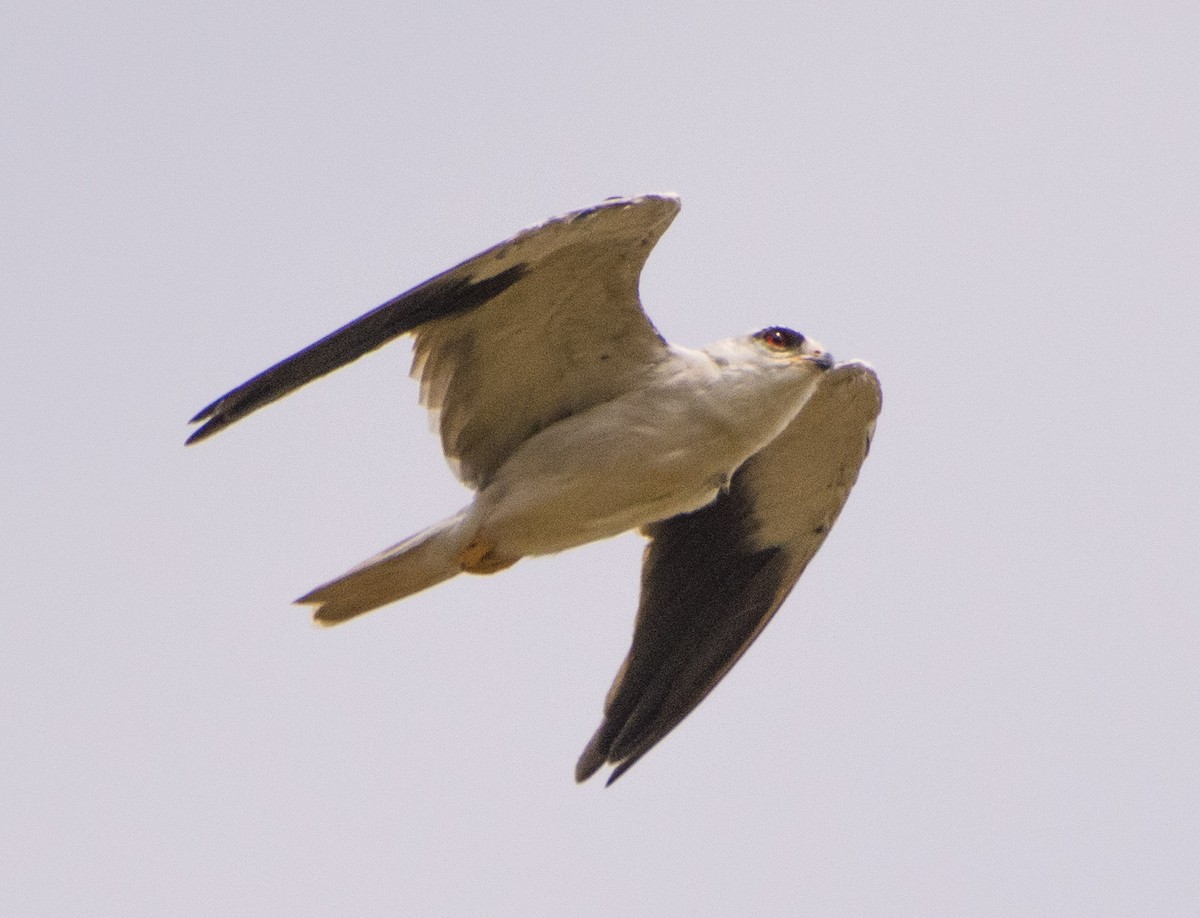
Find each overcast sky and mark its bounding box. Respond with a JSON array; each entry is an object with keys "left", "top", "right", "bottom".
[{"left": 4, "top": 2, "right": 1198, "bottom": 915}]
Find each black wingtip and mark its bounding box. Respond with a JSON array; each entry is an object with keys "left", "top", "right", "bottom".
[
  {"left": 575, "top": 736, "right": 606, "bottom": 784},
  {"left": 185, "top": 393, "right": 234, "bottom": 444},
  {"left": 183, "top": 262, "right": 533, "bottom": 447},
  {"left": 575, "top": 757, "right": 632, "bottom": 788},
  {"left": 576, "top": 734, "right": 637, "bottom": 787},
  {"left": 188, "top": 397, "right": 223, "bottom": 425},
  {"left": 605, "top": 762, "right": 633, "bottom": 787},
  {"left": 184, "top": 415, "right": 228, "bottom": 445}
]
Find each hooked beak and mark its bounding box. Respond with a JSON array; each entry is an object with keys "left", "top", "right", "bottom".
[{"left": 806, "top": 351, "right": 835, "bottom": 370}]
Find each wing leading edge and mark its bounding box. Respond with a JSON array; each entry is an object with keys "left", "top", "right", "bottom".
[
  {"left": 187, "top": 194, "right": 680, "bottom": 458},
  {"left": 577, "top": 362, "right": 882, "bottom": 784}
]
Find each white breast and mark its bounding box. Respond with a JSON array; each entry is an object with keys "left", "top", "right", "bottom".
[{"left": 465, "top": 345, "right": 827, "bottom": 558}]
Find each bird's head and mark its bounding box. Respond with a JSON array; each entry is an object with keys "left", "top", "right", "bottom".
[{"left": 700, "top": 326, "right": 834, "bottom": 407}]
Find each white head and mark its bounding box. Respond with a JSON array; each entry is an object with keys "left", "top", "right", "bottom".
[
  {"left": 693, "top": 325, "right": 836, "bottom": 442},
  {"left": 705, "top": 326, "right": 834, "bottom": 374}
]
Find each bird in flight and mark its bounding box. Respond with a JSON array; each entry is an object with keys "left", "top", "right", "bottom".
[{"left": 188, "top": 194, "right": 881, "bottom": 784}]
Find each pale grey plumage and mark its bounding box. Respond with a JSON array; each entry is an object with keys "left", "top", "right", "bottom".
[{"left": 188, "top": 194, "right": 881, "bottom": 784}]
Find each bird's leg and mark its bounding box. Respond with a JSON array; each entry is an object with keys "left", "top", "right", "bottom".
[{"left": 458, "top": 537, "right": 519, "bottom": 575}]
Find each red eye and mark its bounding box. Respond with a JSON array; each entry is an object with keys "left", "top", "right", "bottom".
[{"left": 757, "top": 327, "right": 802, "bottom": 351}]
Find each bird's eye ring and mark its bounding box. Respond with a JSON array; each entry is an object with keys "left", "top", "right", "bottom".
[{"left": 757, "top": 327, "right": 803, "bottom": 351}]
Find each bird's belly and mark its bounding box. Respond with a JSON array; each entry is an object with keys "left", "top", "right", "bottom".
[{"left": 469, "top": 408, "right": 741, "bottom": 558}]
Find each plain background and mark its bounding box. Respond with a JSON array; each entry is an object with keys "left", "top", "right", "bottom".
[{"left": 4, "top": 2, "right": 1198, "bottom": 915}]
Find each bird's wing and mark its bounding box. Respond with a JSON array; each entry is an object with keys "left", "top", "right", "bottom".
[
  {"left": 576, "top": 362, "right": 882, "bottom": 784},
  {"left": 187, "top": 194, "right": 679, "bottom": 487}
]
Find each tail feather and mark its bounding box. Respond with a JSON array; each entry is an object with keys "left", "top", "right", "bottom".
[{"left": 297, "top": 512, "right": 469, "bottom": 626}]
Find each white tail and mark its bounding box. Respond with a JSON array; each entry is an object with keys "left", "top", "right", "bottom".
[{"left": 297, "top": 512, "right": 470, "bottom": 626}]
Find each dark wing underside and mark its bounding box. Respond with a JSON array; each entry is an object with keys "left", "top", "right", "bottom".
[
  {"left": 576, "top": 481, "right": 791, "bottom": 785},
  {"left": 187, "top": 195, "right": 680, "bottom": 488},
  {"left": 576, "top": 362, "right": 882, "bottom": 785},
  {"left": 186, "top": 267, "right": 527, "bottom": 444}
]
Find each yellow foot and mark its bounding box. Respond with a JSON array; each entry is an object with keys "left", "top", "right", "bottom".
[{"left": 458, "top": 539, "right": 519, "bottom": 575}]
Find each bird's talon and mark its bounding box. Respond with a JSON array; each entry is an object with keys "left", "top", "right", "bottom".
[{"left": 459, "top": 540, "right": 517, "bottom": 575}]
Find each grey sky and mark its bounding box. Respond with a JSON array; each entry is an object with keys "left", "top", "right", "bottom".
[{"left": 4, "top": 2, "right": 1198, "bottom": 915}]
